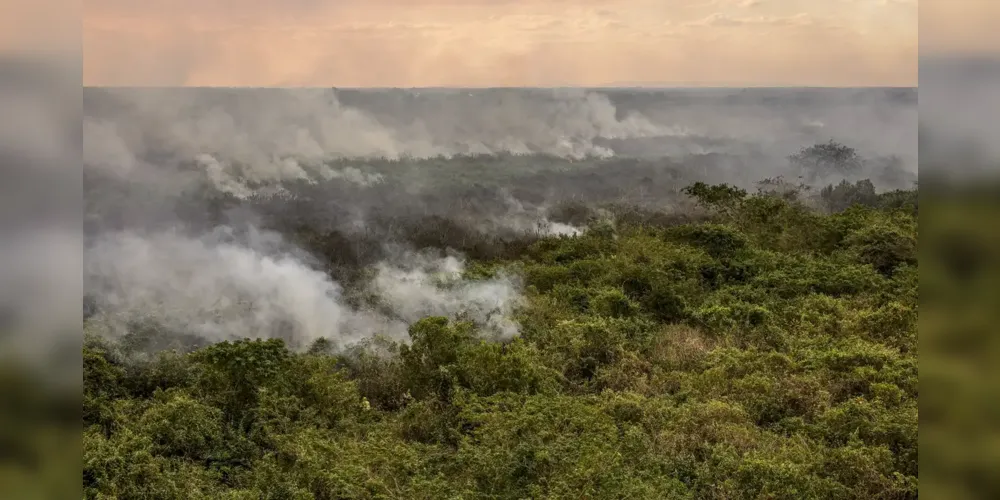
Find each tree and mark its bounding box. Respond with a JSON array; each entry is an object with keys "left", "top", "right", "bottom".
[
  {"left": 682, "top": 182, "right": 747, "bottom": 215},
  {"left": 789, "top": 140, "right": 864, "bottom": 181},
  {"left": 820, "top": 179, "right": 878, "bottom": 212}
]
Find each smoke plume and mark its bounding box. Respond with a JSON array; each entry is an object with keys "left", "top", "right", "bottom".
[
  {"left": 81, "top": 86, "right": 917, "bottom": 351},
  {"left": 85, "top": 225, "right": 524, "bottom": 349}
]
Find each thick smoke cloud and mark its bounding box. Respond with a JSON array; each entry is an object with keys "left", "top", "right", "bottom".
[
  {"left": 85, "top": 227, "right": 521, "bottom": 348},
  {"left": 84, "top": 87, "right": 917, "bottom": 194},
  {"left": 82, "top": 86, "right": 917, "bottom": 351}
]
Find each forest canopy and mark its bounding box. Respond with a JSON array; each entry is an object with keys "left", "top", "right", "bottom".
[{"left": 82, "top": 177, "right": 918, "bottom": 499}]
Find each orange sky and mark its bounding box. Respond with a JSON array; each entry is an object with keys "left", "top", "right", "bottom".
[
  {"left": 17, "top": 0, "right": 954, "bottom": 87},
  {"left": 921, "top": 0, "right": 1000, "bottom": 56},
  {"left": 75, "top": 0, "right": 929, "bottom": 86}
]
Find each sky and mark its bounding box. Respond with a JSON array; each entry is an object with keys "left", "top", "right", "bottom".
[
  {"left": 25, "top": 0, "right": 949, "bottom": 87},
  {"left": 921, "top": 0, "right": 1000, "bottom": 56}
]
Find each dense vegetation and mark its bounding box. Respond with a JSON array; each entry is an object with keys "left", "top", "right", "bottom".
[{"left": 82, "top": 177, "right": 918, "bottom": 499}]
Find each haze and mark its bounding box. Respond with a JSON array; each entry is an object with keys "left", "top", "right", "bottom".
[{"left": 82, "top": 0, "right": 917, "bottom": 87}]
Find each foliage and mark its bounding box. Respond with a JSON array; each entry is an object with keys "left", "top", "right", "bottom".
[
  {"left": 790, "top": 141, "right": 865, "bottom": 181},
  {"left": 84, "top": 181, "right": 918, "bottom": 499},
  {"left": 820, "top": 179, "right": 878, "bottom": 212}
]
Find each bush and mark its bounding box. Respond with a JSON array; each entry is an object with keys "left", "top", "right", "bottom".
[
  {"left": 846, "top": 225, "right": 917, "bottom": 277},
  {"left": 666, "top": 223, "right": 749, "bottom": 259},
  {"left": 590, "top": 288, "right": 639, "bottom": 318},
  {"left": 138, "top": 390, "right": 223, "bottom": 459}
]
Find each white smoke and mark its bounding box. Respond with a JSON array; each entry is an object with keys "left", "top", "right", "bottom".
[
  {"left": 83, "top": 87, "right": 559, "bottom": 350},
  {"left": 82, "top": 88, "right": 681, "bottom": 189},
  {"left": 320, "top": 165, "right": 385, "bottom": 187},
  {"left": 370, "top": 250, "right": 524, "bottom": 340},
  {"left": 83, "top": 119, "right": 139, "bottom": 177},
  {"left": 85, "top": 226, "right": 524, "bottom": 348},
  {"left": 84, "top": 87, "right": 918, "bottom": 198},
  {"left": 481, "top": 193, "right": 584, "bottom": 237},
  {"left": 192, "top": 154, "right": 386, "bottom": 200}
]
